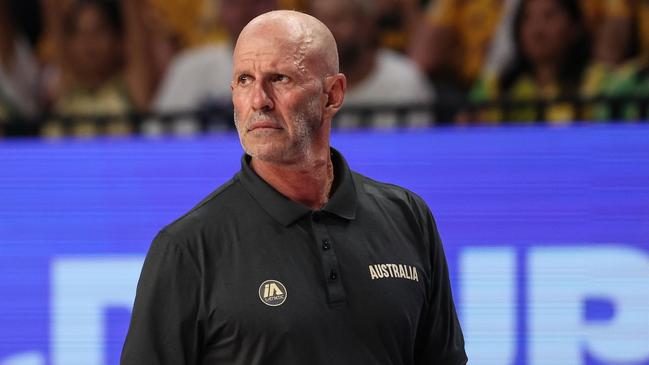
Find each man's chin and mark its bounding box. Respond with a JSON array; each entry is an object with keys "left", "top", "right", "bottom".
[{"left": 244, "top": 142, "right": 287, "bottom": 163}]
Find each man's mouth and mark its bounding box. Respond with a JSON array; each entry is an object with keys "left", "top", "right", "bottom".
[{"left": 248, "top": 120, "right": 282, "bottom": 132}]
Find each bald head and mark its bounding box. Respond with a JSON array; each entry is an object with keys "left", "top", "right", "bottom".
[
  {"left": 235, "top": 10, "right": 339, "bottom": 77},
  {"left": 231, "top": 10, "right": 347, "bottom": 165}
]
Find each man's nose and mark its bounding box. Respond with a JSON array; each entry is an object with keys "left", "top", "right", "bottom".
[{"left": 251, "top": 81, "right": 274, "bottom": 111}]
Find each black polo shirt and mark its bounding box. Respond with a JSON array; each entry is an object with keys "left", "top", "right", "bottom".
[{"left": 121, "top": 148, "right": 467, "bottom": 365}]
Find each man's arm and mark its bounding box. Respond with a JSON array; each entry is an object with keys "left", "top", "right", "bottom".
[{"left": 121, "top": 231, "right": 204, "bottom": 365}]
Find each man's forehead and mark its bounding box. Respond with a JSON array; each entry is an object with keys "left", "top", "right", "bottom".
[
  {"left": 235, "top": 38, "right": 296, "bottom": 60},
  {"left": 236, "top": 25, "right": 303, "bottom": 53},
  {"left": 233, "top": 11, "right": 338, "bottom": 76},
  {"left": 234, "top": 49, "right": 295, "bottom": 69},
  {"left": 234, "top": 33, "right": 313, "bottom": 72}
]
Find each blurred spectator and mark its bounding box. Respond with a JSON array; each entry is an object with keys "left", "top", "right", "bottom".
[
  {"left": 149, "top": 0, "right": 278, "bottom": 135},
  {"left": 579, "top": 2, "right": 640, "bottom": 121},
  {"left": 468, "top": 0, "right": 591, "bottom": 123},
  {"left": 0, "top": 0, "right": 43, "bottom": 120},
  {"left": 410, "top": 0, "right": 506, "bottom": 92},
  {"left": 479, "top": 0, "right": 641, "bottom": 122},
  {"left": 588, "top": 0, "right": 637, "bottom": 68},
  {"left": 148, "top": 0, "right": 218, "bottom": 48},
  {"left": 411, "top": 0, "right": 637, "bottom": 93},
  {"left": 594, "top": 2, "right": 649, "bottom": 121},
  {"left": 42, "top": 0, "right": 155, "bottom": 137},
  {"left": 311, "top": 0, "right": 436, "bottom": 128},
  {"left": 375, "top": 0, "right": 421, "bottom": 52}
]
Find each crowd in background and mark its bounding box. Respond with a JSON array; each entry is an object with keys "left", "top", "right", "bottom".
[{"left": 1, "top": 0, "right": 648, "bottom": 138}]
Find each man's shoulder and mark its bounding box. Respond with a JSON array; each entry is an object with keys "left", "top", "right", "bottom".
[
  {"left": 159, "top": 174, "right": 245, "bottom": 241},
  {"left": 352, "top": 170, "right": 429, "bottom": 212},
  {"left": 352, "top": 170, "right": 436, "bottom": 241}
]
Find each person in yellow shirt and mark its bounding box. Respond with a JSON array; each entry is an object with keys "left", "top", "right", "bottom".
[
  {"left": 411, "top": 0, "right": 636, "bottom": 92},
  {"left": 43, "top": 0, "right": 138, "bottom": 137},
  {"left": 468, "top": 0, "right": 591, "bottom": 123}
]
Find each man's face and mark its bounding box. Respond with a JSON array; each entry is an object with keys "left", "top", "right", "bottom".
[{"left": 231, "top": 29, "right": 326, "bottom": 163}]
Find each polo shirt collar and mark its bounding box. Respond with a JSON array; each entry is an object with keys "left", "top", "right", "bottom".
[{"left": 238, "top": 147, "right": 357, "bottom": 226}]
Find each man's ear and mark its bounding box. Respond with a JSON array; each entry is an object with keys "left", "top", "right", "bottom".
[{"left": 323, "top": 73, "right": 346, "bottom": 117}]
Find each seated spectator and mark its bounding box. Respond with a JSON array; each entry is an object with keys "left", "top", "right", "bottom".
[
  {"left": 374, "top": 0, "right": 420, "bottom": 53},
  {"left": 410, "top": 0, "right": 506, "bottom": 92},
  {"left": 310, "top": 0, "right": 435, "bottom": 128},
  {"left": 468, "top": 0, "right": 591, "bottom": 124},
  {"left": 588, "top": 0, "right": 637, "bottom": 68},
  {"left": 412, "top": 0, "right": 635, "bottom": 113},
  {"left": 579, "top": 4, "right": 639, "bottom": 120},
  {"left": 0, "top": 0, "right": 42, "bottom": 122},
  {"left": 42, "top": 0, "right": 154, "bottom": 137},
  {"left": 481, "top": 0, "right": 640, "bottom": 121},
  {"left": 150, "top": 0, "right": 278, "bottom": 135},
  {"left": 578, "top": 0, "right": 649, "bottom": 121}
]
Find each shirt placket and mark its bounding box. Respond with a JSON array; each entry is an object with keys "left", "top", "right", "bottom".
[{"left": 310, "top": 211, "right": 347, "bottom": 305}]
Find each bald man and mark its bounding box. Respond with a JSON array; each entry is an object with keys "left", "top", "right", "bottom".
[{"left": 121, "top": 11, "right": 467, "bottom": 365}]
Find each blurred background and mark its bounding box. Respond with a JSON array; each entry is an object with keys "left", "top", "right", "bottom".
[
  {"left": 1, "top": 0, "right": 649, "bottom": 136},
  {"left": 0, "top": 1, "right": 648, "bottom": 365}
]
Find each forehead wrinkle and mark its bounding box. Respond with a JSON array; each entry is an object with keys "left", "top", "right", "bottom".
[
  {"left": 237, "top": 11, "right": 337, "bottom": 77},
  {"left": 235, "top": 46, "right": 304, "bottom": 74},
  {"left": 235, "top": 30, "right": 316, "bottom": 79}
]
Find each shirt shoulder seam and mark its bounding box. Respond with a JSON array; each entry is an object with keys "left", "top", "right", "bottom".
[{"left": 163, "top": 175, "right": 240, "bottom": 229}]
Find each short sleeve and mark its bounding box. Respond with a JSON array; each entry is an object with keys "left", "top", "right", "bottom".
[
  {"left": 411, "top": 197, "right": 468, "bottom": 365},
  {"left": 120, "top": 231, "right": 204, "bottom": 365}
]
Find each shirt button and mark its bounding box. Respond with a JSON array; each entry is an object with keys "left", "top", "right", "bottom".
[
  {"left": 322, "top": 239, "right": 331, "bottom": 250},
  {"left": 329, "top": 270, "right": 338, "bottom": 281}
]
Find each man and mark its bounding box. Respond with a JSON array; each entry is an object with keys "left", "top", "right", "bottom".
[{"left": 121, "top": 10, "right": 467, "bottom": 365}]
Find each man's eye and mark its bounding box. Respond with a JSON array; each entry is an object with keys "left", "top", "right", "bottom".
[
  {"left": 271, "top": 74, "right": 289, "bottom": 83},
  {"left": 238, "top": 75, "right": 252, "bottom": 85}
]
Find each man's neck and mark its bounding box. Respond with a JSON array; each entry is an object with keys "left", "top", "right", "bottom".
[{"left": 251, "top": 148, "right": 334, "bottom": 211}]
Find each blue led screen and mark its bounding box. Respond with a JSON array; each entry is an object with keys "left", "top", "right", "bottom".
[{"left": 1, "top": 124, "right": 648, "bottom": 365}]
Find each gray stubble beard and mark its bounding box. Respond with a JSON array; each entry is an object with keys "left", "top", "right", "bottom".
[{"left": 233, "top": 96, "right": 322, "bottom": 165}]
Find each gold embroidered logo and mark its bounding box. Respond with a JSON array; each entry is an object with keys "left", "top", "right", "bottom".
[
  {"left": 369, "top": 264, "right": 419, "bottom": 282},
  {"left": 259, "top": 280, "right": 287, "bottom": 306}
]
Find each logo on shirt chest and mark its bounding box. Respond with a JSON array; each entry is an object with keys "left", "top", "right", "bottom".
[
  {"left": 369, "top": 264, "right": 419, "bottom": 282},
  {"left": 259, "top": 279, "right": 287, "bottom": 306}
]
